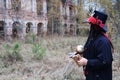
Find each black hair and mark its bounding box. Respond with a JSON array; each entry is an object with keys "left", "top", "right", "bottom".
[
  {"left": 89, "top": 24, "right": 105, "bottom": 39},
  {"left": 84, "top": 21, "right": 107, "bottom": 49}
]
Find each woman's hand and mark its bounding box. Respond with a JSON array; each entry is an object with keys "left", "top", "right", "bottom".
[
  {"left": 72, "top": 54, "right": 83, "bottom": 67},
  {"left": 72, "top": 54, "right": 79, "bottom": 61},
  {"left": 78, "top": 57, "right": 88, "bottom": 66}
]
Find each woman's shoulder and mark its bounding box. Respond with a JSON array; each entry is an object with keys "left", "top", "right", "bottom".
[{"left": 95, "top": 35, "right": 109, "bottom": 44}]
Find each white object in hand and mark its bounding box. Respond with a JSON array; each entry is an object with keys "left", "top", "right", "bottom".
[
  {"left": 76, "top": 45, "right": 84, "bottom": 52},
  {"left": 69, "top": 52, "right": 76, "bottom": 58}
]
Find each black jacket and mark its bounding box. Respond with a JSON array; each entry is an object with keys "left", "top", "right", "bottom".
[{"left": 83, "top": 32, "right": 113, "bottom": 80}]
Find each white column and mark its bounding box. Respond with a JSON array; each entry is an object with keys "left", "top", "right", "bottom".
[
  {"left": 21, "top": 0, "right": 25, "bottom": 10},
  {"left": 6, "top": 0, "right": 12, "bottom": 9},
  {"left": 43, "top": 20, "right": 48, "bottom": 31},
  {"left": 32, "top": 0, "right": 37, "bottom": 12},
  {"left": 4, "top": 21, "right": 12, "bottom": 41},
  {"left": 66, "top": 5, "right": 70, "bottom": 16},
  {"left": 4, "top": 21, "right": 12, "bottom": 35},
  {"left": 21, "top": 23, "right": 26, "bottom": 37},
  {"left": 66, "top": 4, "right": 70, "bottom": 20},
  {"left": 20, "top": 0, "right": 23, "bottom": 8},
  {"left": 43, "top": 0, "right": 47, "bottom": 16},
  {"left": 75, "top": 0, "right": 78, "bottom": 16}
]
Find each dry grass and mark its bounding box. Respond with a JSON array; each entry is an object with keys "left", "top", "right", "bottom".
[{"left": 0, "top": 36, "right": 119, "bottom": 80}]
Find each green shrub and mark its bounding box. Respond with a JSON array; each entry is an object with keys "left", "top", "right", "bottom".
[
  {"left": 3, "top": 43, "right": 22, "bottom": 66},
  {"left": 11, "top": 42, "right": 22, "bottom": 61},
  {"left": 32, "top": 43, "right": 46, "bottom": 60}
]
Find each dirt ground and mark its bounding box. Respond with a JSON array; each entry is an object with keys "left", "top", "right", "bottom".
[{"left": 0, "top": 36, "right": 120, "bottom": 80}]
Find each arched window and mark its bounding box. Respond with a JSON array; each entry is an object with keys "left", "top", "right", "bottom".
[{"left": 26, "top": 22, "right": 33, "bottom": 33}]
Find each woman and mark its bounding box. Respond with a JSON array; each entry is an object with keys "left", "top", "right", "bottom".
[{"left": 77, "top": 10, "right": 113, "bottom": 80}]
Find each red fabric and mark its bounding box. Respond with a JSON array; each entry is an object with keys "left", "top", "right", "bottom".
[
  {"left": 88, "top": 17, "right": 105, "bottom": 28},
  {"left": 88, "top": 17, "right": 97, "bottom": 24},
  {"left": 102, "top": 32, "right": 114, "bottom": 53}
]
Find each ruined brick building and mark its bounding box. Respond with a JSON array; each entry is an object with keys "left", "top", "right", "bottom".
[{"left": 0, "top": 0, "right": 78, "bottom": 40}]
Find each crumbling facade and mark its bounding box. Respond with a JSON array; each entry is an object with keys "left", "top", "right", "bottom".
[
  {"left": 60, "top": 0, "right": 78, "bottom": 36},
  {"left": 0, "top": 0, "right": 78, "bottom": 41}
]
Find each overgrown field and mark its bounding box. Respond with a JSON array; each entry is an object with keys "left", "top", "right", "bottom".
[{"left": 0, "top": 36, "right": 120, "bottom": 80}]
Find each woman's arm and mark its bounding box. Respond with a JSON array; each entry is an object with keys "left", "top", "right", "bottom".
[{"left": 86, "top": 39, "right": 113, "bottom": 70}]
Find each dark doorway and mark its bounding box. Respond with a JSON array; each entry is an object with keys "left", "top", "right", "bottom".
[
  {"left": 12, "top": 22, "right": 21, "bottom": 38},
  {"left": 0, "top": 21, "right": 5, "bottom": 39},
  {"left": 26, "top": 22, "right": 33, "bottom": 33},
  {"left": 37, "top": 23, "right": 43, "bottom": 36}
]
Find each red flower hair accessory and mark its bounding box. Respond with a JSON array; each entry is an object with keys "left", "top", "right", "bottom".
[{"left": 88, "top": 17, "right": 105, "bottom": 28}]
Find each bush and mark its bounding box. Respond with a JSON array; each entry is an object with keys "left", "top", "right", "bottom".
[
  {"left": 11, "top": 42, "right": 22, "bottom": 61},
  {"left": 32, "top": 43, "right": 46, "bottom": 60},
  {"left": 2, "top": 43, "right": 22, "bottom": 66}
]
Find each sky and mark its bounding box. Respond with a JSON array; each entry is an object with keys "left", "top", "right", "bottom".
[{"left": 83, "top": 0, "right": 116, "bottom": 12}]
